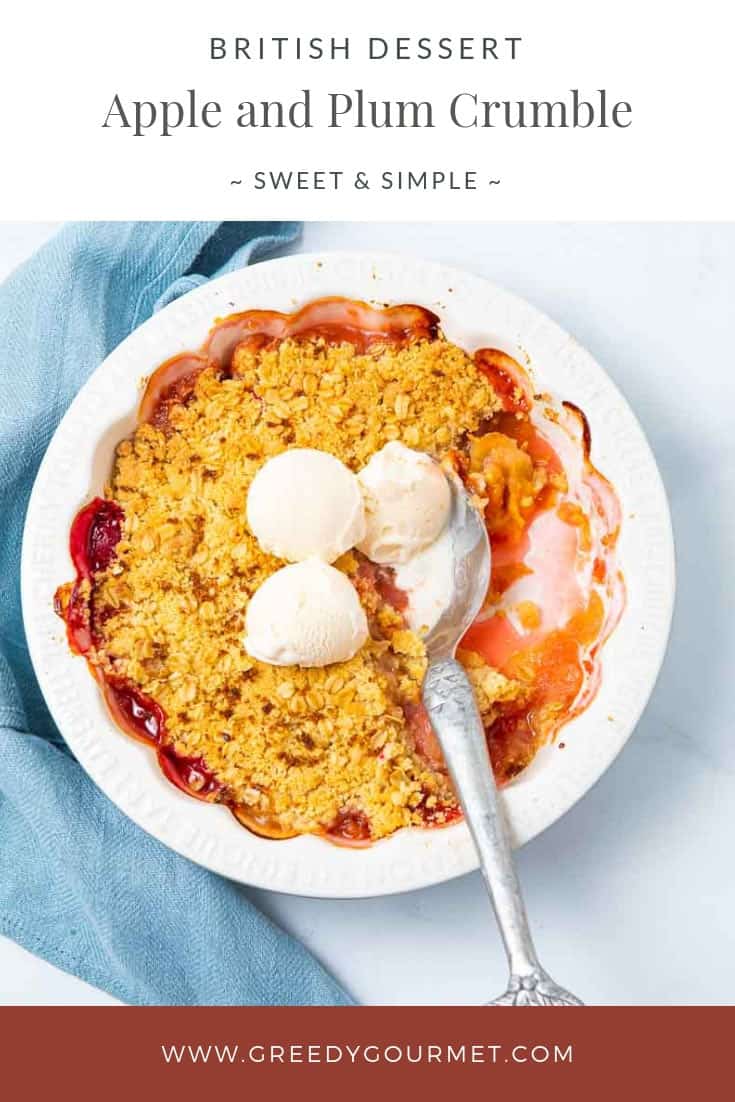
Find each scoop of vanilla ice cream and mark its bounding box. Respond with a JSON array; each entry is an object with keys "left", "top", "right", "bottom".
[
  {"left": 357, "top": 442, "right": 451, "bottom": 564},
  {"left": 247, "top": 448, "right": 365, "bottom": 563},
  {"left": 244, "top": 559, "right": 369, "bottom": 667}
]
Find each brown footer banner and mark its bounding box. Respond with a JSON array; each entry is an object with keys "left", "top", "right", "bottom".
[{"left": 2, "top": 1006, "right": 733, "bottom": 1097}]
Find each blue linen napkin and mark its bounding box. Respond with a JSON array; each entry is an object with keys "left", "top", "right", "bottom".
[{"left": 0, "top": 221, "right": 352, "bottom": 1007}]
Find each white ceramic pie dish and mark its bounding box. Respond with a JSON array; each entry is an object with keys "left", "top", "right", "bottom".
[{"left": 21, "top": 251, "right": 675, "bottom": 897}]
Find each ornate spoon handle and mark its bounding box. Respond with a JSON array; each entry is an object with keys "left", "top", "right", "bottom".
[{"left": 422, "top": 657, "right": 582, "bottom": 1006}]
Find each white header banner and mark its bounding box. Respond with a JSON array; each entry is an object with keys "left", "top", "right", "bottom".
[{"left": 2, "top": 0, "right": 733, "bottom": 219}]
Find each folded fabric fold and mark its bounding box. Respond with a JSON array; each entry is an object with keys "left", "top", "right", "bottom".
[{"left": 0, "top": 221, "right": 353, "bottom": 1006}]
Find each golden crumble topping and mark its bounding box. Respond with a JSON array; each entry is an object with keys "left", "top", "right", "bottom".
[
  {"left": 85, "top": 335, "right": 524, "bottom": 841},
  {"left": 229, "top": 335, "right": 503, "bottom": 466}
]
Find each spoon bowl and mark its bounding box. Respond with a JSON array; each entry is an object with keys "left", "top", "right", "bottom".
[{"left": 423, "top": 470, "right": 491, "bottom": 660}]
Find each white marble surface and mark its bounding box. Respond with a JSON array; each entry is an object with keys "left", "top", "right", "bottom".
[{"left": 1, "top": 221, "right": 733, "bottom": 1006}]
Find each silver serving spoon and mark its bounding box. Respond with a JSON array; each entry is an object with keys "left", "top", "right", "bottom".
[{"left": 422, "top": 471, "right": 583, "bottom": 1006}]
